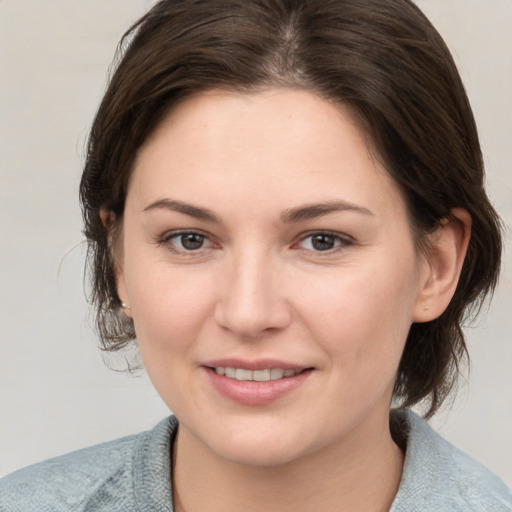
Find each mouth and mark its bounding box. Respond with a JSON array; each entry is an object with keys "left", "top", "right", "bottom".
[
  {"left": 211, "top": 367, "right": 303, "bottom": 382},
  {"left": 202, "top": 361, "right": 313, "bottom": 405}
]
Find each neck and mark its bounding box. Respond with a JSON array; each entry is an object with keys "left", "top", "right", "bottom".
[{"left": 172, "top": 410, "right": 404, "bottom": 512}]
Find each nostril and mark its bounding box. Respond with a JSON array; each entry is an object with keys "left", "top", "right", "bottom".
[{"left": 214, "top": 299, "right": 291, "bottom": 338}]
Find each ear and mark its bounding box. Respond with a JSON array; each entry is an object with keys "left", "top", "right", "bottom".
[
  {"left": 100, "top": 208, "right": 132, "bottom": 319},
  {"left": 100, "top": 208, "right": 115, "bottom": 230},
  {"left": 413, "top": 208, "right": 471, "bottom": 323}
]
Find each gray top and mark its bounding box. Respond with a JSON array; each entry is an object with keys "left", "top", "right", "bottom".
[{"left": 1, "top": 410, "right": 511, "bottom": 511}]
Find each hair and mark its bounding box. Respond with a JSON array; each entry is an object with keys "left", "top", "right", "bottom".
[{"left": 80, "top": 0, "right": 502, "bottom": 417}]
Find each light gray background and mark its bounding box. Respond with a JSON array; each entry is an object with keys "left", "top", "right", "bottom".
[{"left": 1, "top": 0, "right": 511, "bottom": 484}]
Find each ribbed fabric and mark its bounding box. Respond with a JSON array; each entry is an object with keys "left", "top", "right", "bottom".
[{"left": 1, "top": 411, "right": 510, "bottom": 511}]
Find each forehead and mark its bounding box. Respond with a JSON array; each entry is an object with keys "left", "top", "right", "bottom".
[
  {"left": 142, "top": 89, "right": 370, "bottom": 161},
  {"left": 129, "top": 88, "right": 406, "bottom": 222}
]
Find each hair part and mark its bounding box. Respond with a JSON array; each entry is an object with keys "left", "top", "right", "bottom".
[{"left": 80, "top": 0, "right": 502, "bottom": 417}]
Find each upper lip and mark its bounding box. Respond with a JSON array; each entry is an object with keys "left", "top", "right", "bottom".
[{"left": 202, "top": 358, "right": 310, "bottom": 371}]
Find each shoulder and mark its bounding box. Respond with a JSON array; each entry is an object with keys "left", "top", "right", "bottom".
[
  {"left": 391, "top": 409, "right": 512, "bottom": 512},
  {"left": 0, "top": 433, "right": 141, "bottom": 512},
  {"left": 0, "top": 416, "right": 178, "bottom": 512}
]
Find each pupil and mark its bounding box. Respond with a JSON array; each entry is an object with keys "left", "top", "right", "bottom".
[
  {"left": 312, "top": 234, "right": 335, "bottom": 251},
  {"left": 181, "top": 233, "right": 204, "bottom": 250}
]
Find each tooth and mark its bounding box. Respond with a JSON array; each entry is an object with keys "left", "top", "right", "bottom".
[
  {"left": 218, "top": 367, "right": 300, "bottom": 381},
  {"left": 253, "top": 369, "right": 271, "bottom": 381},
  {"left": 270, "top": 368, "right": 285, "bottom": 380},
  {"left": 235, "top": 369, "right": 253, "bottom": 381}
]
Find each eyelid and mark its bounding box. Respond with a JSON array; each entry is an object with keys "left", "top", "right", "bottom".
[
  {"left": 294, "top": 230, "right": 354, "bottom": 252},
  {"left": 156, "top": 228, "right": 353, "bottom": 255},
  {"left": 159, "top": 229, "right": 216, "bottom": 254}
]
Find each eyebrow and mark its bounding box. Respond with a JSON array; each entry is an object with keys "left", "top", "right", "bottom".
[
  {"left": 143, "top": 199, "right": 221, "bottom": 223},
  {"left": 280, "top": 201, "right": 373, "bottom": 223},
  {"left": 143, "top": 198, "right": 373, "bottom": 224}
]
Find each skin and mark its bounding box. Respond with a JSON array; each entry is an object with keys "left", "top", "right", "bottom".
[{"left": 113, "top": 89, "right": 470, "bottom": 512}]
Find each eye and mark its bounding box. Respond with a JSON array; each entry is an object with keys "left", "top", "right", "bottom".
[
  {"left": 298, "top": 232, "right": 351, "bottom": 252},
  {"left": 163, "top": 231, "right": 211, "bottom": 252}
]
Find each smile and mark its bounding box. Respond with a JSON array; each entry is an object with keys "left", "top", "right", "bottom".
[
  {"left": 214, "top": 367, "right": 300, "bottom": 381},
  {"left": 205, "top": 364, "right": 313, "bottom": 405}
]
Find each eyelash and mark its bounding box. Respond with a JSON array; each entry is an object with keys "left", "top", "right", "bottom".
[
  {"left": 295, "top": 231, "right": 353, "bottom": 253},
  {"left": 158, "top": 230, "right": 353, "bottom": 255},
  {"left": 159, "top": 230, "right": 214, "bottom": 254}
]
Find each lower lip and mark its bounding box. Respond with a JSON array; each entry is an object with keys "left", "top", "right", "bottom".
[{"left": 204, "top": 367, "right": 312, "bottom": 406}]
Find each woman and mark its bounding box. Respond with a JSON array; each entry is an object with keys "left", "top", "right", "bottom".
[{"left": 1, "top": 0, "right": 511, "bottom": 510}]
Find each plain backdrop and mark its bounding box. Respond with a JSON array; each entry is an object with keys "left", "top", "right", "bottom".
[{"left": 1, "top": 0, "right": 511, "bottom": 484}]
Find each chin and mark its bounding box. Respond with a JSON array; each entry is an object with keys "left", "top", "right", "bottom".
[
  {"left": 213, "top": 436, "right": 307, "bottom": 468},
  {"left": 185, "top": 415, "right": 312, "bottom": 468}
]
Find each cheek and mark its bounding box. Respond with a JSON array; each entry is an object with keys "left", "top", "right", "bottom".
[
  {"left": 127, "top": 270, "right": 218, "bottom": 411},
  {"left": 126, "top": 262, "right": 216, "bottom": 356},
  {"left": 296, "top": 257, "right": 418, "bottom": 373}
]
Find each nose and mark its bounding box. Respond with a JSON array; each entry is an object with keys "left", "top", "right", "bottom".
[{"left": 214, "top": 250, "right": 292, "bottom": 338}]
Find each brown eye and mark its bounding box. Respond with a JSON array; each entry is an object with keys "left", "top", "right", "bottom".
[
  {"left": 163, "top": 231, "right": 211, "bottom": 252},
  {"left": 297, "top": 231, "right": 351, "bottom": 252},
  {"left": 177, "top": 233, "right": 205, "bottom": 250},
  {"left": 311, "top": 234, "right": 336, "bottom": 251}
]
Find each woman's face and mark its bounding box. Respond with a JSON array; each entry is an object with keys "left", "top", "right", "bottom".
[{"left": 117, "top": 89, "right": 431, "bottom": 466}]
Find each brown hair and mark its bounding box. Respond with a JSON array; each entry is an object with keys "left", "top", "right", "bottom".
[{"left": 80, "top": 0, "right": 502, "bottom": 417}]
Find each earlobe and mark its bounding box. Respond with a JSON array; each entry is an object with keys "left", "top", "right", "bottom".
[
  {"left": 100, "top": 208, "right": 116, "bottom": 230},
  {"left": 114, "top": 254, "right": 132, "bottom": 320},
  {"left": 100, "top": 209, "right": 132, "bottom": 319},
  {"left": 413, "top": 208, "right": 471, "bottom": 323},
  {"left": 120, "top": 298, "right": 133, "bottom": 318},
  {"left": 117, "top": 275, "right": 132, "bottom": 319}
]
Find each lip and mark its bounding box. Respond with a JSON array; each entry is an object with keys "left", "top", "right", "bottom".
[
  {"left": 202, "top": 360, "right": 313, "bottom": 406},
  {"left": 203, "top": 358, "right": 306, "bottom": 371}
]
